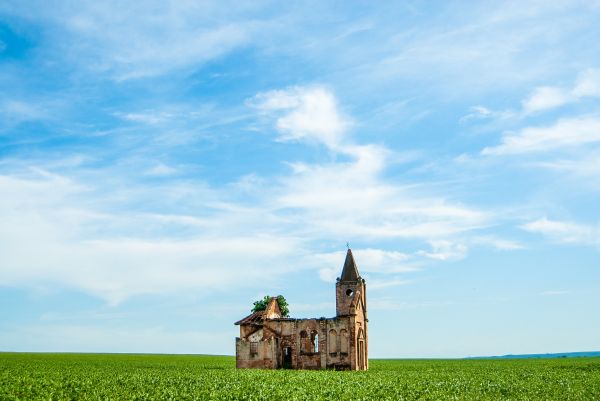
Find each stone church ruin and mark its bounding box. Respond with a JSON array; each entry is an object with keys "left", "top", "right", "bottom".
[{"left": 235, "top": 248, "right": 368, "bottom": 370}]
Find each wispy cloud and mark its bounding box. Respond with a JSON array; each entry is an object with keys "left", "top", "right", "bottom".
[
  {"left": 313, "top": 248, "right": 417, "bottom": 283},
  {"left": 482, "top": 116, "right": 600, "bottom": 155},
  {"left": 363, "top": 1, "right": 600, "bottom": 97},
  {"left": 0, "top": 85, "right": 499, "bottom": 304},
  {"left": 522, "top": 68, "right": 600, "bottom": 114},
  {"left": 251, "top": 86, "right": 490, "bottom": 244},
  {"left": 471, "top": 236, "right": 525, "bottom": 251},
  {"left": 521, "top": 86, "right": 571, "bottom": 114},
  {"left": 464, "top": 68, "right": 600, "bottom": 124},
  {"left": 572, "top": 68, "right": 600, "bottom": 97},
  {"left": 368, "top": 278, "right": 413, "bottom": 290},
  {"left": 534, "top": 154, "right": 600, "bottom": 177},
  {"left": 144, "top": 163, "right": 177, "bottom": 176},
  {"left": 459, "top": 106, "right": 515, "bottom": 124},
  {"left": 120, "top": 112, "right": 175, "bottom": 125},
  {"left": 1, "top": 0, "right": 599, "bottom": 357},
  {"left": 0, "top": 1, "right": 269, "bottom": 80},
  {"left": 275, "top": 146, "right": 488, "bottom": 242},
  {"left": 0, "top": 171, "right": 303, "bottom": 304},
  {"left": 0, "top": 100, "right": 45, "bottom": 121},
  {"left": 418, "top": 240, "right": 468, "bottom": 261},
  {"left": 521, "top": 218, "right": 599, "bottom": 246},
  {"left": 368, "top": 298, "right": 454, "bottom": 311},
  {"left": 540, "top": 290, "right": 569, "bottom": 296}
]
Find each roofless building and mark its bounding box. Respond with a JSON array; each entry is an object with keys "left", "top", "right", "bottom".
[{"left": 235, "top": 249, "right": 368, "bottom": 370}]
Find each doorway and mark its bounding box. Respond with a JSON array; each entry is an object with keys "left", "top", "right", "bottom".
[{"left": 282, "top": 346, "right": 292, "bottom": 369}]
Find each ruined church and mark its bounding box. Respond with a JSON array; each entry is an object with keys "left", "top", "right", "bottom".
[{"left": 235, "top": 249, "right": 368, "bottom": 370}]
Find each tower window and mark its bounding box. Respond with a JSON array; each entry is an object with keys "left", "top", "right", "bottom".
[{"left": 346, "top": 289, "right": 354, "bottom": 297}]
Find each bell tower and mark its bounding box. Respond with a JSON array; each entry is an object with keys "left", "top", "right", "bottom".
[{"left": 335, "top": 248, "right": 366, "bottom": 317}]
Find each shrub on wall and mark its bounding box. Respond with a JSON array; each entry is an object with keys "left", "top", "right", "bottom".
[{"left": 251, "top": 295, "right": 289, "bottom": 317}]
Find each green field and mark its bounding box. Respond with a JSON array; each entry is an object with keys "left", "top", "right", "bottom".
[{"left": 1, "top": 353, "right": 599, "bottom": 400}]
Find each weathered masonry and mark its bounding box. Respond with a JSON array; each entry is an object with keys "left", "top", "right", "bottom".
[{"left": 235, "top": 249, "right": 368, "bottom": 370}]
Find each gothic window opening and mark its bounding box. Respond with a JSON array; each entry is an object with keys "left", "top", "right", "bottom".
[
  {"left": 329, "top": 329, "right": 337, "bottom": 355},
  {"left": 300, "top": 330, "right": 308, "bottom": 353},
  {"left": 340, "top": 329, "right": 349, "bottom": 354},
  {"left": 311, "top": 330, "right": 319, "bottom": 353}
]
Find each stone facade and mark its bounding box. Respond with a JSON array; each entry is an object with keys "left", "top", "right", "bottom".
[{"left": 235, "top": 249, "right": 368, "bottom": 370}]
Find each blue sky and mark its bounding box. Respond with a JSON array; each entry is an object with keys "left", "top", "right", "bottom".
[{"left": 1, "top": 1, "right": 599, "bottom": 358}]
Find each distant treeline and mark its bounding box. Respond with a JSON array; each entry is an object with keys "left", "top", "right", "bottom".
[{"left": 467, "top": 351, "right": 600, "bottom": 359}]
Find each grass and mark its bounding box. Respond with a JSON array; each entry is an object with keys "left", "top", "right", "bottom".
[{"left": 1, "top": 353, "right": 599, "bottom": 400}]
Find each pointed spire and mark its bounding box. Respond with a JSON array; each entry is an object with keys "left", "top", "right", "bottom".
[{"left": 340, "top": 248, "right": 360, "bottom": 282}]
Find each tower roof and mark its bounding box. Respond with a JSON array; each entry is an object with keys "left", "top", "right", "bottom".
[{"left": 340, "top": 248, "right": 361, "bottom": 282}]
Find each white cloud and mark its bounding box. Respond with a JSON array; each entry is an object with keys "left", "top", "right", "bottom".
[
  {"left": 0, "top": 86, "right": 494, "bottom": 304},
  {"left": 468, "top": 68, "right": 600, "bottom": 126},
  {"left": 482, "top": 116, "right": 600, "bottom": 155},
  {"left": 274, "top": 144, "right": 488, "bottom": 241},
  {"left": 522, "top": 86, "right": 571, "bottom": 114},
  {"left": 249, "top": 87, "right": 490, "bottom": 252},
  {"left": 313, "top": 248, "right": 416, "bottom": 283},
  {"left": 0, "top": 100, "right": 47, "bottom": 125},
  {"left": 368, "top": 278, "right": 412, "bottom": 290},
  {"left": 534, "top": 154, "right": 600, "bottom": 176},
  {"left": 145, "top": 163, "right": 177, "bottom": 176},
  {"left": 417, "top": 240, "right": 468, "bottom": 261},
  {"left": 365, "top": 1, "right": 600, "bottom": 100},
  {"left": 3, "top": 167, "right": 455, "bottom": 304},
  {"left": 249, "top": 86, "right": 350, "bottom": 150},
  {"left": 121, "top": 112, "right": 174, "bottom": 125},
  {"left": 3, "top": 1, "right": 260, "bottom": 80},
  {"left": 520, "top": 69, "right": 600, "bottom": 114},
  {"left": 520, "top": 68, "right": 600, "bottom": 114},
  {"left": 521, "top": 218, "right": 599, "bottom": 246},
  {"left": 460, "top": 106, "right": 515, "bottom": 123},
  {"left": 572, "top": 68, "right": 600, "bottom": 98},
  {"left": 0, "top": 172, "right": 302, "bottom": 305},
  {"left": 471, "top": 236, "right": 525, "bottom": 250}
]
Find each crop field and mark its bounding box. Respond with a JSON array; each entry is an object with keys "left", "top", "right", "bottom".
[{"left": 1, "top": 353, "right": 599, "bottom": 400}]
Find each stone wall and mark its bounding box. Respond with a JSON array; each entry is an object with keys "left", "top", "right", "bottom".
[
  {"left": 236, "top": 316, "right": 361, "bottom": 370},
  {"left": 235, "top": 332, "right": 278, "bottom": 369}
]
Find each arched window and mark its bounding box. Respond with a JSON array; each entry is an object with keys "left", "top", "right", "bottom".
[
  {"left": 329, "top": 329, "right": 337, "bottom": 354},
  {"left": 310, "top": 330, "right": 319, "bottom": 353},
  {"left": 300, "top": 330, "right": 308, "bottom": 353},
  {"left": 340, "top": 329, "right": 349, "bottom": 354}
]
